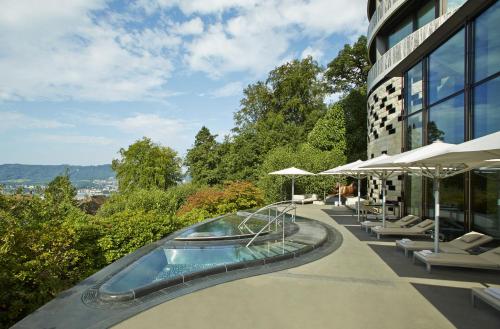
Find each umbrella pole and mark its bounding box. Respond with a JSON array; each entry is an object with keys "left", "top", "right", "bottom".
[
  {"left": 292, "top": 176, "right": 295, "bottom": 200},
  {"left": 434, "top": 174, "right": 440, "bottom": 253},
  {"left": 382, "top": 177, "right": 386, "bottom": 228},
  {"left": 338, "top": 182, "right": 341, "bottom": 206},
  {"left": 357, "top": 176, "right": 361, "bottom": 222}
]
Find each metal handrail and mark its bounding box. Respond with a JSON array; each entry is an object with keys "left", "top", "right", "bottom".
[
  {"left": 238, "top": 200, "right": 296, "bottom": 232},
  {"left": 245, "top": 202, "right": 296, "bottom": 248}
]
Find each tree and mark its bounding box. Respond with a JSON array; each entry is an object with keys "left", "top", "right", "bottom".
[
  {"left": 325, "top": 35, "right": 372, "bottom": 94},
  {"left": 44, "top": 173, "right": 76, "bottom": 205},
  {"left": 185, "top": 127, "right": 221, "bottom": 185},
  {"left": 307, "top": 102, "right": 347, "bottom": 153},
  {"left": 112, "top": 137, "right": 182, "bottom": 192},
  {"left": 338, "top": 88, "right": 368, "bottom": 161}
]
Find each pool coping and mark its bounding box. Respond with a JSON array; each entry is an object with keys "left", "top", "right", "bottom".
[{"left": 12, "top": 215, "right": 343, "bottom": 329}]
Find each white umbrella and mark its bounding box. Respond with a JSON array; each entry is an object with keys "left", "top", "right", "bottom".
[
  {"left": 362, "top": 132, "right": 500, "bottom": 253},
  {"left": 320, "top": 160, "right": 365, "bottom": 220},
  {"left": 351, "top": 155, "right": 402, "bottom": 227},
  {"left": 269, "top": 167, "right": 315, "bottom": 199}
]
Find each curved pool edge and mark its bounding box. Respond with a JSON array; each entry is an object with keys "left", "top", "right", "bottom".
[{"left": 12, "top": 215, "right": 343, "bottom": 329}]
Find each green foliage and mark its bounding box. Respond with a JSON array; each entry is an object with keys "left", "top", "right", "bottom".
[
  {"left": 112, "top": 137, "right": 182, "bottom": 192},
  {"left": 185, "top": 127, "right": 222, "bottom": 185},
  {"left": 177, "top": 181, "right": 264, "bottom": 223},
  {"left": 96, "top": 210, "right": 179, "bottom": 264},
  {"left": 44, "top": 173, "right": 76, "bottom": 205},
  {"left": 325, "top": 35, "right": 372, "bottom": 94},
  {"left": 259, "top": 144, "right": 346, "bottom": 202},
  {"left": 339, "top": 87, "right": 368, "bottom": 161},
  {"left": 307, "top": 102, "right": 347, "bottom": 153},
  {"left": 0, "top": 197, "right": 103, "bottom": 328}
]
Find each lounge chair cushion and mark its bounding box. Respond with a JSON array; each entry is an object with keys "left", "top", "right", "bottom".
[
  {"left": 400, "top": 215, "right": 415, "bottom": 222},
  {"left": 417, "top": 221, "right": 431, "bottom": 228},
  {"left": 460, "top": 232, "right": 483, "bottom": 243}
]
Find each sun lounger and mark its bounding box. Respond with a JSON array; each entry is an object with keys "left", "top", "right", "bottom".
[
  {"left": 360, "top": 214, "right": 420, "bottom": 232},
  {"left": 413, "top": 247, "right": 500, "bottom": 273},
  {"left": 471, "top": 287, "right": 500, "bottom": 312},
  {"left": 371, "top": 219, "right": 434, "bottom": 240},
  {"left": 396, "top": 231, "right": 494, "bottom": 256}
]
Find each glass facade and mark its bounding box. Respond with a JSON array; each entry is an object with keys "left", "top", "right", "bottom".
[
  {"left": 406, "top": 175, "right": 422, "bottom": 217},
  {"left": 443, "top": 0, "right": 467, "bottom": 13},
  {"left": 387, "top": 17, "right": 413, "bottom": 49},
  {"left": 428, "top": 29, "right": 464, "bottom": 104},
  {"left": 402, "top": 2, "right": 500, "bottom": 238},
  {"left": 428, "top": 94, "right": 464, "bottom": 144},
  {"left": 417, "top": 1, "right": 436, "bottom": 29}
]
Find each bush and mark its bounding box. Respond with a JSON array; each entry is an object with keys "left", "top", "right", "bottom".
[
  {"left": 177, "top": 181, "right": 264, "bottom": 222},
  {"left": 98, "top": 183, "right": 198, "bottom": 218}
]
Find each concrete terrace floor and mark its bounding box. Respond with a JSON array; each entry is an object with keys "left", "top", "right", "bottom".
[{"left": 114, "top": 205, "right": 500, "bottom": 329}]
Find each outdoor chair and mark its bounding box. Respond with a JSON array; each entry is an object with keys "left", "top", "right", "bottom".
[
  {"left": 413, "top": 246, "right": 500, "bottom": 273},
  {"left": 360, "top": 214, "right": 420, "bottom": 232},
  {"left": 396, "top": 231, "right": 494, "bottom": 256},
  {"left": 471, "top": 287, "right": 500, "bottom": 312},
  {"left": 371, "top": 219, "right": 434, "bottom": 240}
]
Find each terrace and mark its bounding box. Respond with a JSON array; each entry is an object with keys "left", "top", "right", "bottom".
[{"left": 112, "top": 204, "right": 499, "bottom": 329}]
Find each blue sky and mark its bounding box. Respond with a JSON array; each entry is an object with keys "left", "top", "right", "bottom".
[{"left": 0, "top": 0, "right": 367, "bottom": 165}]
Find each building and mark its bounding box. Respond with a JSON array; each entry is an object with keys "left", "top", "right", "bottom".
[{"left": 366, "top": 0, "right": 500, "bottom": 239}]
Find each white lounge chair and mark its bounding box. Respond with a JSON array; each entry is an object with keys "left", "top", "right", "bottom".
[
  {"left": 360, "top": 214, "right": 420, "bottom": 232},
  {"left": 413, "top": 247, "right": 500, "bottom": 273},
  {"left": 371, "top": 219, "right": 434, "bottom": 240},
  {"left": 396, "top": 231, "right": 494, "bottom": 256}
]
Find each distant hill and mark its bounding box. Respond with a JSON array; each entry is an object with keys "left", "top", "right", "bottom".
[{"left": 0, "top": 164, "right": 115, "bottom": 186}]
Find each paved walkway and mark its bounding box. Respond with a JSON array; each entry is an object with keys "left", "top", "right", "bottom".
[{"left": 114, "top": 205, "right": 499, "bottom": 329}]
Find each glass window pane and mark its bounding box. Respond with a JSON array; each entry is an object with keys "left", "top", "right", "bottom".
[
  {"left": 429, "top": 29, "right": 465, "bottom": 104},
  {"left": 406, "top": 114, "right": 423, "bottom": 150},
  {"left": 417, "top": 1, "right": 435, "bottom": 29},
  {"left": 474, "top": 76, "right": 500, "bottom": 138},
  {"left": 406, "top": 174, "right": 422, "bottom": 217},
  {"left": 472, "top": 169, "right": 500, "bottom": 239},
  {"left": 426, "top": 174, "right": 465, "bottom": 240},
  {"left": 474, "top": 2, "right": 500, "bottom": 82},
  {"left": 405, "top": 62, "right": 423, "bottom": 114},
  {"left": 444, "top": 0, "right": 466, "bottom": 13},
  {"left": 428, "top": 93, "right": 464, "bottom": 144},
  {"left": 387, "top": 16, "right": 413, "bottom": 49}
]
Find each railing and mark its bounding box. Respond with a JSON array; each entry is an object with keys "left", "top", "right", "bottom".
[
  {"left": 239, "top": 200, "right": 297, "bottom": 248},
  {"left": 238, "top": 200, "right": 296, "bottom": 233}
]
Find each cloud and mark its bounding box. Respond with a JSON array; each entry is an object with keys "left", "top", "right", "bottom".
[
  {"left": 38, "top": 134, "right": 115, "bottom": 145},
  {"left": 172, "top": 17, "right": 204, "bottom": 35},
  {"left": 0, "top": 0, "right": 176, "bottom": 102},
  {"left": 183, "top": 0, "right": 367, "bottom": 77},
  {"left": 209, "top": 81, "right": 243, "bottom": 98},
  {"left": 301, "top": 46, "right": 324, "bottom": 61},
  {"left": 0, "top": 111, "right": 73, "bottom": 131}
]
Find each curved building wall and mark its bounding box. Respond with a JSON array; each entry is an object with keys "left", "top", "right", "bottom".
[{"left": 367, "top": 77, "right": 403, "bottom": 204}]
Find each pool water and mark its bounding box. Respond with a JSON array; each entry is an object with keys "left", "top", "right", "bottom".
[
  {"left": 176, "top": 214, "right": 270, "bottom": 239},
  {"left": 99, "top": 241, "right": 307, "bottom": 297}
]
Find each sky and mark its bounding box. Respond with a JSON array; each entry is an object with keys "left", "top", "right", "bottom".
[{"left": 0, "top": 0, "right": 367, "bottom": 165}]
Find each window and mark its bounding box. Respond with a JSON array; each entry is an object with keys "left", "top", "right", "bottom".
[
  {"left": 405, "top": 62, "right": 423, "bottom": 114},
  {"left": 474, "top": 76, "right": 500, "bottom": 138},
  {"left": 472, "top": 169, "right": 500, "bottom": 238},
  {"left": 428, "top": 94, "right": 464, "bottom": 144},
  {"left": 428, "top": 29, "right": 465, "bottom": 104},
  {"left": 385, "top": 0, "right": 436, "bottom": 52},
  {"left": 406, "top": 175, "right": 422, "bottom": 217},
  {"left": 406, "top": 114, "right": 423, "bottom": 150},
  {"left": 417, "top": 1, "right": 436, "bottom": 29},
  {"left": 387, "top": 16, "right": 413, "bottom": 49},
  {"left": 443, "top": 0, "right": 467, "bottom": 13},
  {"left": 474, "top": 1, "right": 500, "bottom": 82}
]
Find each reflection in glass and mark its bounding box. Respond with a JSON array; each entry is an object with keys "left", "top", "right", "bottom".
[
  {"left": 472, "top": 169, "right": 500, "bottom": 239},
  {"left": 417, "top": 1, "right": 435, "bottom": 29},
  {"left": 406, "top": 175, "right": 422, "bottom": 217},
  {"left": 428, "top": 94, "right": 464, "bottom": 144},
  {"left": 406, "top": 114, "right": 423, "bottom": 150},
  {"left": 427, "top": 174, "right": 465, "bottom": 240},
  {"left": 474, "top": 2, "right": 500, "bottom": 82},
  {"left": 429, "top": 29, "right": 464, "bottom": 104},
  {"left": 474, "top": 76, "right": 500, "bottom": 138},
  {"left": 405, "top": 62, "right": 423, "bottom": 114},
  {"left": 444, "top": 0, "right": 466, "bottom": 13},
  {"left": 388, "top": 16, "right": 413, "bottom": 49}
]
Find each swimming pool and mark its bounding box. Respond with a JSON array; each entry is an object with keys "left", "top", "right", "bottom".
[{"left": 175, "top": 214, "right": 269, "bottom": 240}]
